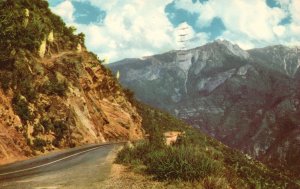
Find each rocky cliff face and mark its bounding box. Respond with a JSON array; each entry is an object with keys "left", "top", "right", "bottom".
[
  {"left": 0, "top": 0, "right": 143, "bottom": 164},
  {"left": 109, "top": 40, "right": 300, "bottom": 174}
]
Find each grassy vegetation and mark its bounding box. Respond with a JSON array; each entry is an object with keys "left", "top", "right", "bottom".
[{"left": 116, "top": 102, "right": 300, "bottom": 189}]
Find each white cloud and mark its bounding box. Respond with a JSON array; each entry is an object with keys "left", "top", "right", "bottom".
[
  {"left": 52, "top": 0, "right": 182, "bottom": 62},
  {"left": 174, "top": 0, "right": 299, "bottom": 49},
  {"left": 51, "top": 1, "right": 75, "bottom": 23},
  {"left": 50, "top": 0, "right": 300, "bottom": 61},
  {"left": 176, "top": 0, "right": 286, "bottom": 40},
  {"left": 290, "top": 0, "right": 300, "bottom": 24}
]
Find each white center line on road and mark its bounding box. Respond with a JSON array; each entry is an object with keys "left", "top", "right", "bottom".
[{"left": 0, "top": 145, "right": 104, "bottom": 176}]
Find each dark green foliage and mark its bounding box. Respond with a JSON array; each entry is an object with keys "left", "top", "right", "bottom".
[
  {"left": 19, "top": 80, "right": 37, "bottom": 102},
  {"left": 40, "top": 118, "right": 54, "bottom": 134},
  {"left": 52, "top": 120, "right": 68, "bottom": 147},
  {"left": 116, "top": 141, "right": 153, "bottom": 164},
  {"left": 0, "top": 71, "right": 12, "bottom": 91},
  {"left": 54, "top": 120, "right": 68, "bottom": 139},
  {"left": 50, "top": 80, "right": 68, "bottom": 96},
  {"left": 11, "top": 58, "right": 38, "bottom": 102},
  {"left": 123, "top": 88, "right": 135, "bottom": 103},
  {"left": 147, "top": 120, "right": 165, "bottom": 149},
  {"left": 135, "top": 102, "right": 188, "bottom": 133},
  {"left": 32, "top": 137, "right": 46, "bottom": 151},
  {"left": 41, "top": 79, "right": 68, "bottom": 96},
  {"left": 12, "top": 93, "right": 33, "bottom": 122}
]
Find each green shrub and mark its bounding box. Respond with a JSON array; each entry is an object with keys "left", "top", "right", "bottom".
[
  {"left": 145, "top": 145, "right": 222, "bottom": 181},
  {"left": 32, "top": 137, "right": 46, "bottom": 151},
  {"left": 147, "top": 120, "right": 166, "bottom": 149},
  {"left": 116, "top": 141, "right": 153, "bottom": 164},
  {"left": 50, "top": 80, "right": 68, "bottom": 96},
  {"left": 52, "top": 120, "right": 68, "bottom": 147},
  {"left": 12, "top": 93, "right": 33, "bottom": 122},
  {"left": 41, "top": 79, "right": 68, "bottom": 96},
  {"left": 40, "top": 118, "right": 54, "bottom": 133},
  {"left": 117, "top": 142, "right": 222, "bottom": 181},
  {"left": 0, "top": 71, "right": 12, "bottom": 91}
]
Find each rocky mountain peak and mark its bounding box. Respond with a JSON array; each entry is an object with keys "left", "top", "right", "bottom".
[{"left": 214, "top": 39, "right": 250, "bottom": 59}]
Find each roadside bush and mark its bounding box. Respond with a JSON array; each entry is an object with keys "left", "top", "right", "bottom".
[
  {"left": 116, "top": 141, "right": 153, "bottom": 164},
  {"left": 145, "top": 145, "right": 222, "bottom": 181},
  {"left": 52, "top": 120, "right": 68, "bottom": 147},
  {"left": 32, "top": 137, "right": 46, "bottom": 152},
  {"left": 117, "top": 141, "right": 222, "bottom": 181}
]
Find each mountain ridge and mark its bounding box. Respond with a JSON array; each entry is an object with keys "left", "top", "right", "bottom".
[{"left": 109, "top": 40, "right": 300, "bottom": 175}]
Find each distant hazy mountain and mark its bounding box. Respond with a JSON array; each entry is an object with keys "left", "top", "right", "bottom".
[{"left": 109, "top": 40, "right": 300, "bottom": 174}]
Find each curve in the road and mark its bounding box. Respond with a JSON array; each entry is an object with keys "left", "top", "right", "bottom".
[{"left": 0, "top": 145, "right": 102, "bottom": 176}]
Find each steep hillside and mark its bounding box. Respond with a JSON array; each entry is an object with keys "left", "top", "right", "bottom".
[
  {"left": 109, "top": 40, "right": 300, "bottom": 175},
  {"left": 117, "top": 102, "right": 299, "bottom": 188},
  {"left": 0, "top": 0, "right": 143, "bottom": 164}
]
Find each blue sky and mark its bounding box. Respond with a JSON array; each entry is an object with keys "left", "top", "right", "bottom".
[{"left": 49, "top": 0, "right": 300, "bottom": 62}]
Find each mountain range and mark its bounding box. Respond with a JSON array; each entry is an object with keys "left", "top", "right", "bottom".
[{"left": 109, "top": 40, "right": 300, "bottom": 175}]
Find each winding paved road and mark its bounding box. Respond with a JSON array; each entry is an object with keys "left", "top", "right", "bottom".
[{"left": 0, "top": 143, "right": 121, "bottom": 189}]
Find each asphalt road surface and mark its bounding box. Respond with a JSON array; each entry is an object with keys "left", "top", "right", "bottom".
[{"left": 0, "top": 143, "right": 121, "bottom": 189}]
